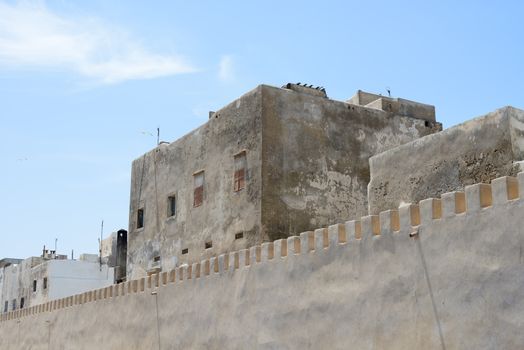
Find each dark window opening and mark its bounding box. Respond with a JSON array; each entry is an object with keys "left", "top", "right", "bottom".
[
  {"left": 137, "top": 208, "right": 144, "bottom": 229},
  {"left": 12, "top": 299, "right": 16, "bottom": 311},
  {"left": 181, "top": 248, "right": 188, "bottom": 255},
  {"left": 20, "top": 297, "right": 25, "bottom": 309},
  {"left": 425, "top": 120, "right": 430, "bottom": 127},
  {"left": 205, "top": 241, "right": 212, "bottom": 249},
  {"left": 193, "top": 171, "right": 204, "bottom": 207},
  {"left": 168, "top": 195, "right": 176, "bottom": 217},
  {"left": 43, "top": 277, "right": 48, "bottom": 290},
  {"left": 153, "top": 256, "right": 161, "bottom": 263},
  {"left": 33, "top": 279, "right": 37, "bottom": 292},
  {"left": 235, "top": 232, "right": 244, "bottom": 240},
  {"left": 4, "top": 301, "right": 8, "bottom": 313},
  {"left": 234, "top": 151, "right": 247, "bottom": 192}
]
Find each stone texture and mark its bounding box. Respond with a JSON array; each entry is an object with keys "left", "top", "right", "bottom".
[{"left": 368, "top": 106, "right": 524, "bottom": 214}]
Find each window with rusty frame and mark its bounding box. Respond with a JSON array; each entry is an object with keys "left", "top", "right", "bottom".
[
  {"left": 234, "top": 151, "right": 247, "bottom": 192},
  {"left": 193, "top": 171, "right": 204, "bottom": 207}
]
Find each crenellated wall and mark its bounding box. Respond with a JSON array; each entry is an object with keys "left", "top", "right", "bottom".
[{"left": 1, "top": 173, "right": 524, "bottom": 349}]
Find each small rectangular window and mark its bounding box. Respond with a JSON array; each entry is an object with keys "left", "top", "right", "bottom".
[
  {"left": 137, "top": 208, "right": 144, "bottom": 229},
  {"left": 33, "top": 280, "right": 37, "bottom": 292},
  {"left": 12, "top": 299, "right": 16, "bottom": 311},
  {"left": 4, "top": 301, "right": 7, "bottom": 313},
  {"left": 193, "top": 171, "right": 204, "bottom": 207},
  {"left": 181, "top": 248, "right": 188, "bottom": 255},
  {"left": 205, "top": 241, "right": 212, "bottom": 249},
  {"left": 235, "top": 232, "right": 244, "bottom": 240},
  {"left": 153, "top": 256, "right": 161, "bottom": 263},
  {"left": 20, "top": 297, "right": 25, "bottom": 309},
  {"left": 43, "top": 277, "right": 48, "bottom": 290},
  {"left": 168, "top": 195, "right": 176, "bottom": 217},
  {"left": 234, "top": 151, "right": 247, "bottom": 192}
]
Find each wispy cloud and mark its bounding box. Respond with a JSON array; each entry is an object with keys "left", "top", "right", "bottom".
[
  {"left": 218, "top": 55, "right": 234, "bottom": 82},
  {"left": 0, "top": 2, "right": 196, "bottom": 84}
]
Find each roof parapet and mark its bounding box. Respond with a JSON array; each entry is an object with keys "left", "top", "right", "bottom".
[{"left": 347, "top": 90, "right": 436, "bottom": 122}]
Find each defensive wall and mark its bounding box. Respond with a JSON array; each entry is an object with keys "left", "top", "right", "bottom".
[{"left": 1, "top": 173, "right": 524, "bottom": 349}]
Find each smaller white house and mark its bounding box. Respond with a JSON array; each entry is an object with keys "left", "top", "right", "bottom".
[{"left": 0, "top": 252, "right": 114, "bottom": 313}]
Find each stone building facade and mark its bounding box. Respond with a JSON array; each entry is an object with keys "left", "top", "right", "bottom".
[{"left": 126, "top": 83, "right": 441, "bottom": 279}]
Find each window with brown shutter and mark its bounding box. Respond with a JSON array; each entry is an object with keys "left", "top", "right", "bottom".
[
  {"left": 193, "top": 171, "right": 204, "bottom": 207},
  {"left": 234, "top": 151, "right": 247, "bottom": 192}
]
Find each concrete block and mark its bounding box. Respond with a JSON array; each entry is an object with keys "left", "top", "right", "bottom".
[
  {"left": 239, "top": 249, "right": 249, "bottom": 267},
  {"left": 419, "top": 198, "right": 442, "bottom": 225},
  {"left": 193, "top": 262, "right": 201, "bottom": 278},
  {"left": 345, "top": 220, "right": 361, "bottom": 240},
  {"left": 465, "top": 183, "right": 492, "bottom": 213},
  {"left": 399, "top": 204, "right": 420, "bottom": 232},
  {"left": 274, "top": 239, "right": 287, "bottom": 258},
  {"left": 169, "top": 269, "right": 176, "bottom": 283},
  {"left": 300, "top": 231, "right": 314, "bottom": 253},
  {"left": 492, "top": 176, "right": 519, "bottom": 205},
  {"left": 379, "top": 210, "right": 400, "bottom": 234},
  {"left": 261, "top": 242, "right": 273, "bottom": 262},
  {"left": 328, "top": 223, "right": 346, "bottom": 246},
  {"left": 249, "top": 246, "right": 259, "bottom": 265},
  {"left": 441, "top": 191, "right": 465, "bottom": 217},
  {"left": 186, "top": 264, "right": 193, "bottom": 279},
  {"left": 314, "top": 228, "right": 328, "bottom": 250},
  {"left": 204, "top": 259, "right": 211, "bottom": 275},
  {"left": 218, "top": 254, "right": 226, "bottom": 273},
  {"left": 287, "top": 236, "right": 300, "bottom": 255},
  {"left": 361, "top": 215, "right": 380, "bottom": 238},
  {"left": 519, "top": 172, "right": 524, "bottom": 199}
]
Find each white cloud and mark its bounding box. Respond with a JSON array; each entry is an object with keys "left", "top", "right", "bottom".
[
  {"left": 0, "top": 2, "right": 196, "bottom": 84},
  {"left": 218, "top": 55, "right": 234, "bottom": 82}
]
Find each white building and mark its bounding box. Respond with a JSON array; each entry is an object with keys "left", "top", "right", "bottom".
[{"left": 0, "top": 252, "right": 114, "bottom": 313}]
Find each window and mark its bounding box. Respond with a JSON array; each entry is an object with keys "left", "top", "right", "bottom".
[
  {"left": 205, "top": 241, "right": 212, "bottom": 249},
  {"left": 43, "top": 277, "right": 48, "bottom": 290},
  {"left": 137, "top": 208, "right": 144, "bottom": 229},
  {"left": 234, "top": 151, "right": 247, "bottom": 192},
  {"left": 20, "top": 297, "right": 25, "bottom": 309},
  {"left": 235, "top": 232, "right": 244, "bottom": 240},
  {"left": 33, "top": 280, "right": 37, "bottom": 292},
  {"left": 153, "top": 256, "right": 161, "bottom": 263},
  {"left": 168, "top": 195, "right": 176, "bottom": 217},
  {"left": 3, "top": 301, "right": 7, "bottom": 313},
  {"left": 193, "top": 171, "right": 204, "bottom": 207},
  {"left": 181, "top": 248, "right": 188, "bottom": 255},
  {"left": 12, "top": 299, "right": 16, "bottom": 311}
]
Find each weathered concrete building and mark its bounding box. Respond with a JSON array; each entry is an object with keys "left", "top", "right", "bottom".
[
  {"left": 0, "top": 251, "right": 114, "bottom": 314},
  {"left": 127, "top": 84, "right": 440, "bottom": 279},
  {"left": 368, "top": 106, "right": 524, "bottom": 213}
]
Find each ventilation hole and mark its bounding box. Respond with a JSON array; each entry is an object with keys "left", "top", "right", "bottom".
[
  {"left": 181, "top": 248, "right": 188, "bottom": 255},
  {"left": 205, "top": 241, "right": 212, "bottom": 249},
  {"left": 235, "top": 232, "right": 244, "bottom": 240}
]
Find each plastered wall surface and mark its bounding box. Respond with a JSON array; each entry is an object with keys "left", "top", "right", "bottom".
[
  {"left": 368, "top": 106, "right": 524, "bottom": 214},
  {"left": 260, "top": 85, "right": 438, "bottom": 241},
  {"left": 127, "top": 87, "right": 264, "bottom": 279},
  {"left": 2, "top": 173, "right": 523, "bottom": 349}
]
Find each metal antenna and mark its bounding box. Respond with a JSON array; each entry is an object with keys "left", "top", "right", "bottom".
[
  {"left": 386, "top": 87, "right": 391, "bottom": 97},
  {"left": 157, "top": 127, "right": 160, "bottom": 145},
  {"left": 99, "top": 220, "right": 104, "bottom": 271}
]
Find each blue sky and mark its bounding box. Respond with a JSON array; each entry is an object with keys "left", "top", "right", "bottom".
[{"left": 0, "top": 0, "right": 522, "bottom": 258}]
